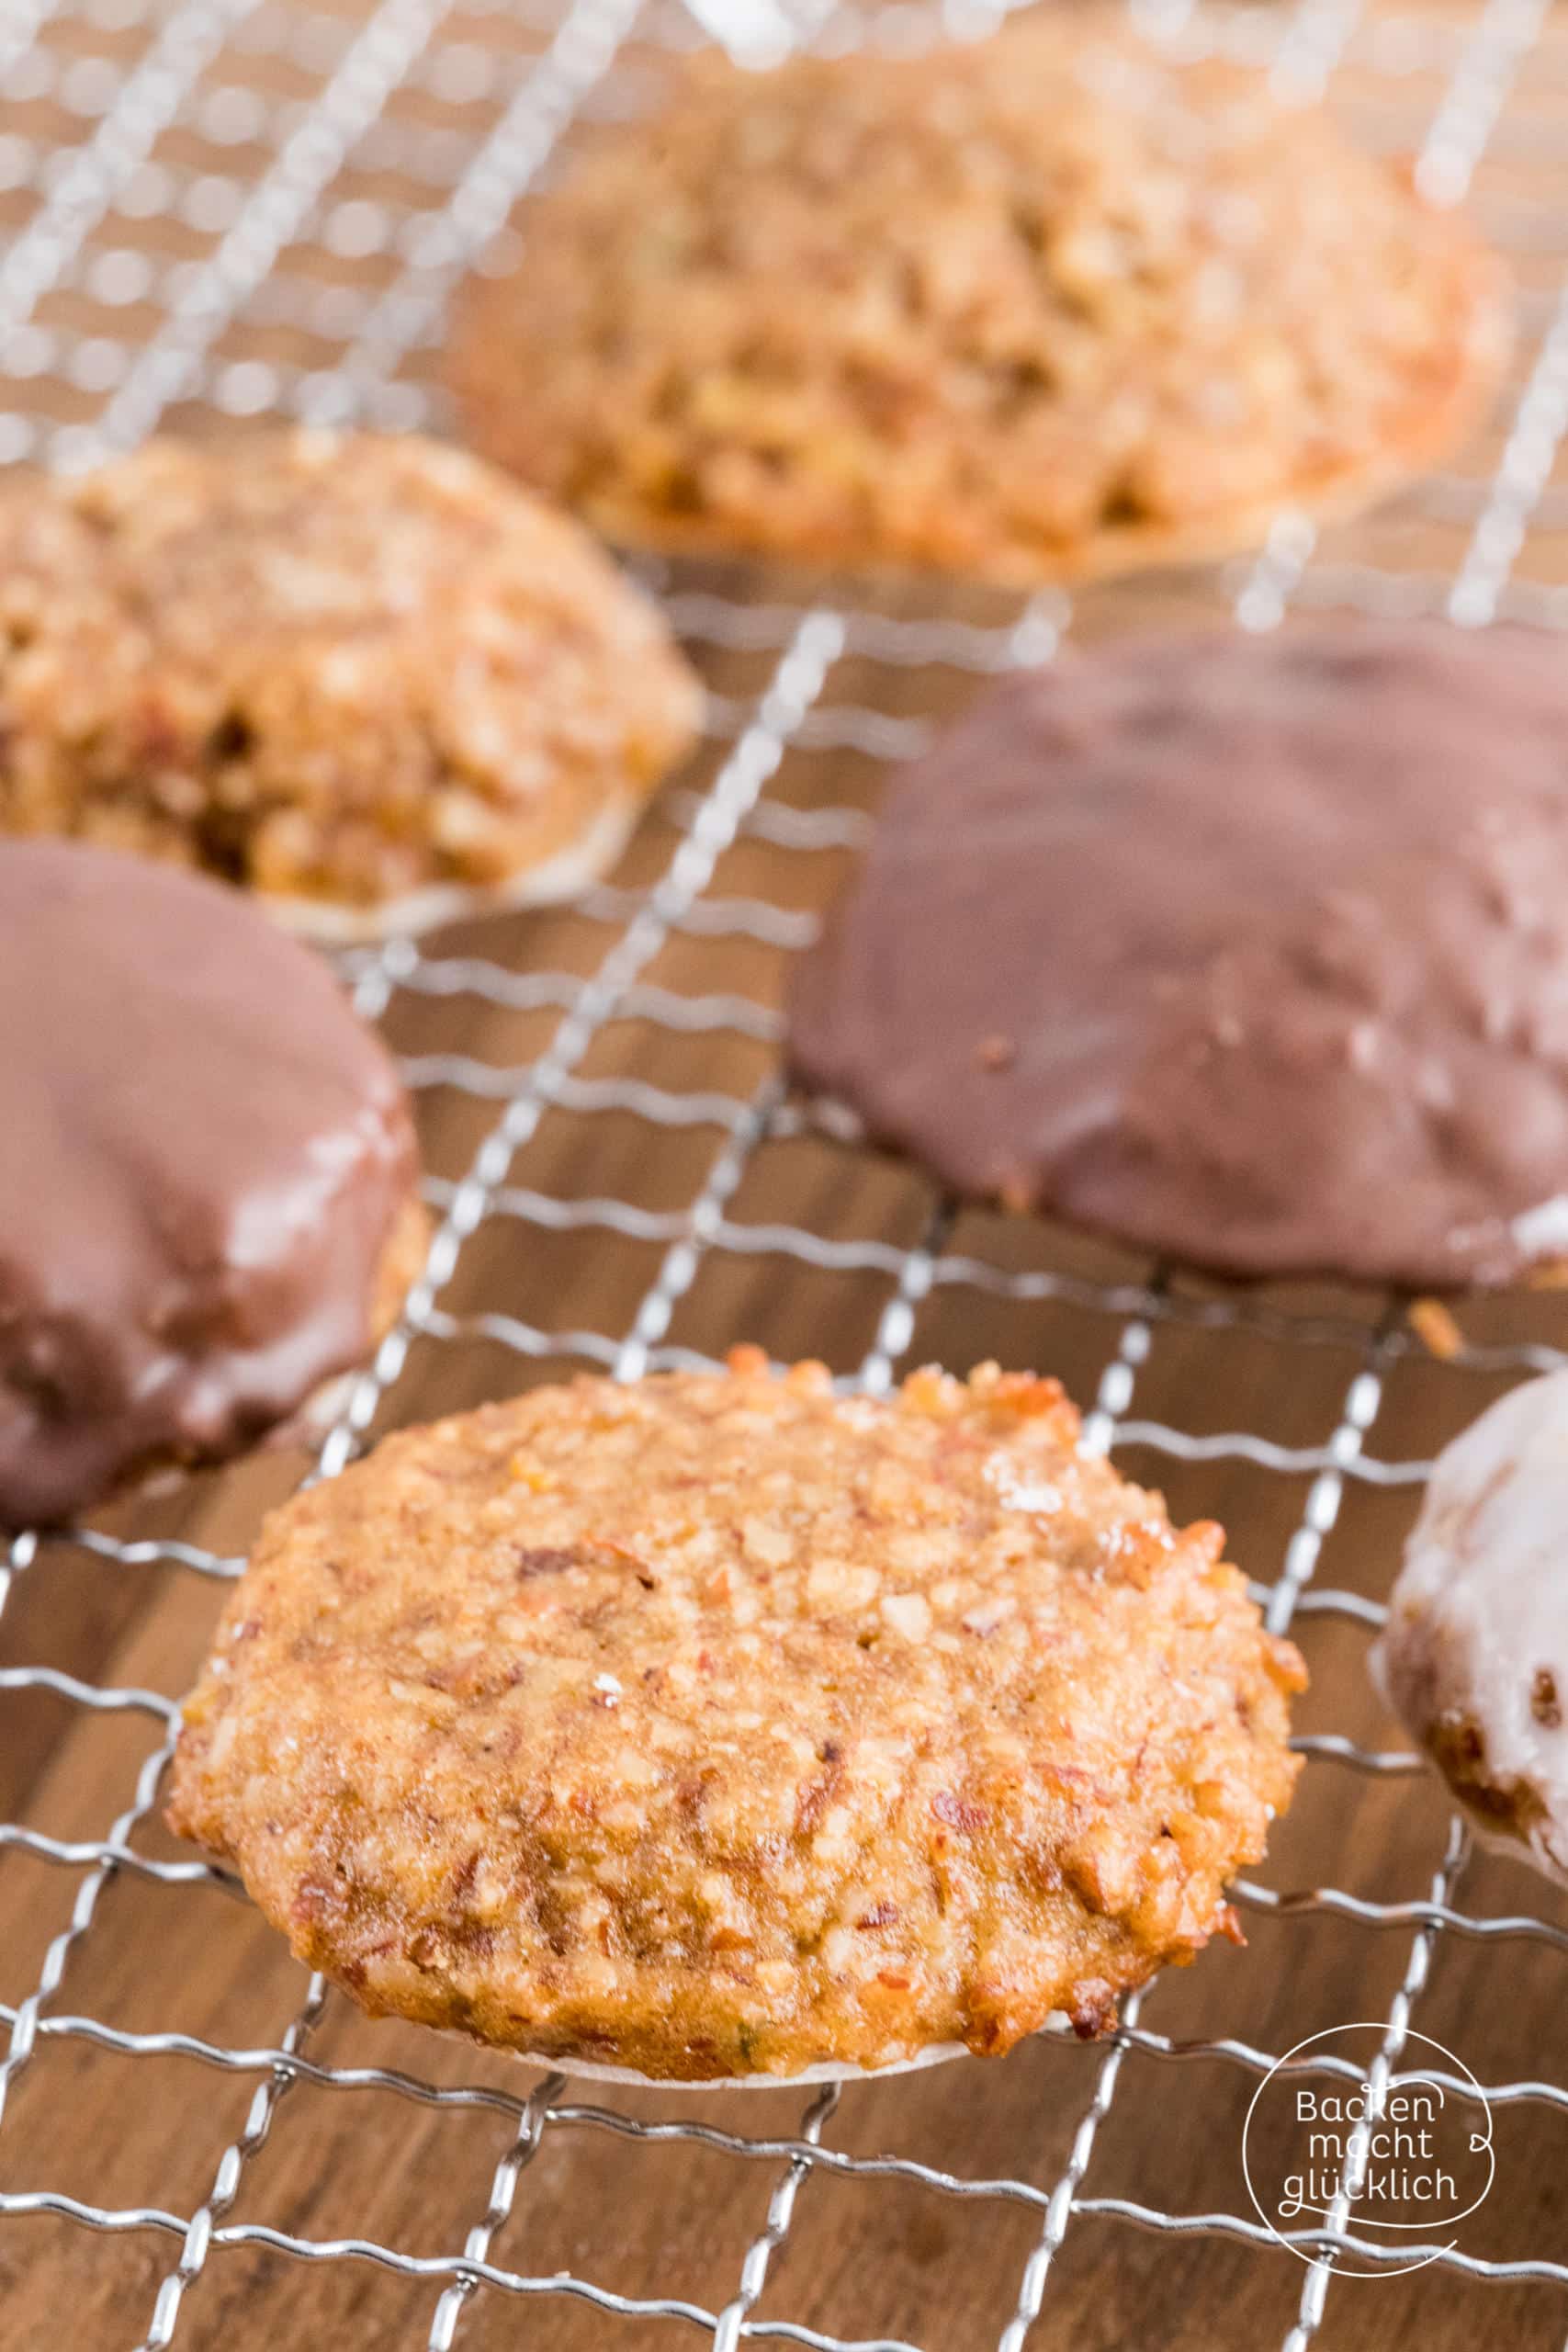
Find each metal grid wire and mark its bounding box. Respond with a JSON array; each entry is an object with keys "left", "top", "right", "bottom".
[{"left": 4, "top": 0, "right": 1568, "bottom": 2343}]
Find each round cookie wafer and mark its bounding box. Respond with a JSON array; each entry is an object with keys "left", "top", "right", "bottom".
[
  {"left": 1374, "top": 1369, "right": 1568, "bottom": 1885},
  {"left": 0, "top": 839, "right": 427, "bottom": 1529},
  {"left": 169, "top": 1351, "right": 1303, "bottom": 2083},
  {"left": 0, "top": 429, "right": 702, "bottom": 933},
  {"left": 448, "top": 18, "right": 1506, "bottom": 585},
  {"left": 788, "top": 623, "right": 1568, "bottom": 1290}
]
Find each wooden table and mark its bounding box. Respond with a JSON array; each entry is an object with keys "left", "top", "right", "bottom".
[{"left": 4, "top": 1, "right": 1568, "bottom": 2345}]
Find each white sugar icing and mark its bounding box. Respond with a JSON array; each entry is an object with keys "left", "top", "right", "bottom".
[{"left": 1372, "top": 1368, "right": 1568, "bottom": 1885}]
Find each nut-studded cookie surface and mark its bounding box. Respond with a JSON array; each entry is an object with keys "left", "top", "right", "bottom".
[
  {"left": 449, "top": 19, "right": 1506, "bottom": 583},
  {"left": 170, "top": 1353, "right": 1303, "bottom": 2080},
  {"left": 0, "top": 429, "right": 701, "bottom": 923}
]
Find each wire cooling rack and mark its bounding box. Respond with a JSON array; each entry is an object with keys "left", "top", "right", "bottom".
[{"left": 6, "top": 0, "right": 1568, "bottom": 2346}]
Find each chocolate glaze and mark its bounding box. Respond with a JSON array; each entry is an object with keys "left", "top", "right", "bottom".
[
  {"left": 788, "top": 625, "right": 1568, "bottom": 1289},
  {"left": 0, "top": 841, "right": 419, "bottom": 1525}
]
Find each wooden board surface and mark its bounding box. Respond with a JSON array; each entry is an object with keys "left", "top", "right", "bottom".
[{"left": 6, "top": 1, "right": 1568, "bottom": 2345}]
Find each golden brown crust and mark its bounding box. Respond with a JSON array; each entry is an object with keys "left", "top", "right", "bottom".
[
  {"left": 0, "top": 429, "right": 702, "bottom": 910},
  {"left": 169, "top": 1351, "right": 1303, "bottom": 2081},
  {"left": 447, "top": 22, "right": 1508, "bottom": 587}
]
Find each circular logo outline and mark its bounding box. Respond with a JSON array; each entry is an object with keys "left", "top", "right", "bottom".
[{"left": 1241, "top": 2023, "right": 1495, "bottom": 2278}]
